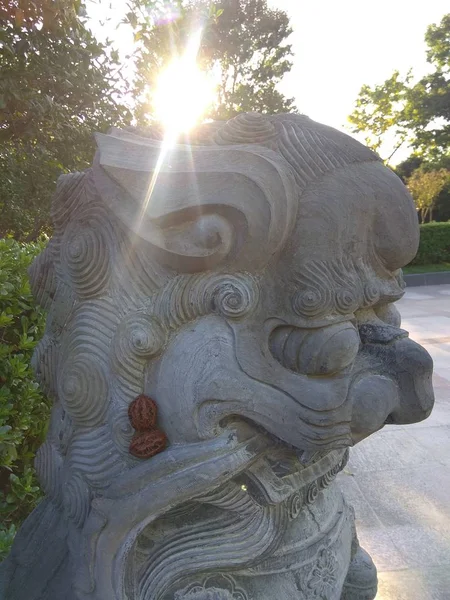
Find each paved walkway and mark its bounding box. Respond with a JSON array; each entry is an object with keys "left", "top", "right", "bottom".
[{"left": 339, "top": 285, "right": 450, "bottom": 600}]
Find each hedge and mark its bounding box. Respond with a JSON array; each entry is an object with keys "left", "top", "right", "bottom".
[
  {"left": 411, "top": 221, "right": 450, "bottom": 265},
  {"left": 0, "top": 238, "right": 49, "bottom": 560}
]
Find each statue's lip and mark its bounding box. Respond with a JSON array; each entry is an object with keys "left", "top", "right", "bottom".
[{"left": 102, "top": 422, "right": 270, "bottom": 501}]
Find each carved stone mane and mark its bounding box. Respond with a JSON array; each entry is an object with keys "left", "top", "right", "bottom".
[{"left": 0, "top": 113, "right": 434, "bottom": 600}]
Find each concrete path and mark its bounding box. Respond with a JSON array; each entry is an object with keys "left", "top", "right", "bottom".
[{"left": 339, "top": 285, "right": 450, "bottom": 600}]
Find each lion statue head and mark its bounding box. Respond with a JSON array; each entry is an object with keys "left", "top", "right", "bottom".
[{"left": 3, "top": 113, "right": 433, "bottom": 600}]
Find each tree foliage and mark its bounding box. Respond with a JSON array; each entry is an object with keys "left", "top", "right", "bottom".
[
  {"left": 348, "top": 13, "right": 450, "bottom": 162},
  {"left": 1, "top": 0, "right": 297, "bottom": 239},
  {"left": 0, "top": 0, "right": 132, "bottom": 240},
  {"left": 406, "top": 168, "right": 450, "bottom": 223},
  {"left": 129, "top": 0, "right": 296, "bottom": 123}
]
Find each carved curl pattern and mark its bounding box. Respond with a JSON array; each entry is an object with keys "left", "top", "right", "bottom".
[
  {"left": 287, "top": 492, "right": 303, "bottom": 520},
  {"left": 58, "top": 351, "right": 109, "bottom": 427},
  {"left": 335, "top": 287, "right": 359, "bottom": 315},
  {"left": 363, "top": 282, "right": 380, "bottom": 307},
  {"left": 34, "top": 441, "right": 63, "bottom": 506},
  {"left": 114, "top": 313, "right": 166, "bottom": 361},
  {"left": 28, "top": 248, "right": 57, "bottom": 311},
  {"left": 210, "top": 275, "right": 259, "bottom": 319},
  {"left": 305, "top": 481, "right": 319, "bottom": 505},
  {"left": 60, "top": 220, "right": 110, "bottom": 299},
  {"left": 214, "top": 112, "right": 278, "bottom": 147},
  {"left": 293, "top": 286, "right": 333, "bottom": 318},
  {"left": 63, "top": 471, "right": 90, "bottom": 528},
  {"left": 153, "top": 273, "right": 260, "bottom": 330},
  {"left": 292, "top": 257, "right": 392, "bottom": 317},
  {"left": 111, "top": 312, "right": 167, "bottom": 415},
  {"left": 32, "top": 336, "right": 58, "bottom": 397},
  {"left": 50, "top": 172, "right": 86, "bottom": 231}
]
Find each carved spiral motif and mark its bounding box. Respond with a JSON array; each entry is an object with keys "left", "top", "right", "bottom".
[
  {"left": 58, "top": 354, "right": 108, "bottom": 427},
  {"left": 318, "top": 451, "right": 349, "bottom": 489},
  {"left": 363, "top": 282, "right": 380, "bottom": 307},
  {"left": 63, "top": 471, "right": 90, "bottom": 528},
  {"left": 28, "top": 248, "right": 57, "bottom": 311},
  {"left": 287, "top": 492, "right": 303, "bottom": 520},
  {"left": 50, "top": 172, "right": 86, "bottom": 231},
  {"left": 214, "top": 112, "right": 277, "bottom": 146},
  {"left": 320, "top": 470, "right": 337, "bottom": 489},
  {"left": 211, "top": 276, "right": 259, "bottom": 319},
  {"left": 340, "top": 448, "right": 350, "bottom": 470},
  {"left": 60, "top": 221, "right": 110, "bottom": 298},
  {"left": 34, "top": 442, "right": 63, "bottom": 504},
  {"left": 32, "top": 336, "right": 58, "bottom": 397},
  {"left": 335, "top": 288, "right": 359, "bottom": 314},
  {"left": 293, "top": 286, "right": 332, "bottom": 318},
  {"left": 306, "top": 481, "right": 319, "bottom": 505},
  {"left": 155, "top": 273, "right": 260, "bottom": 328},
  {"left": 116, "top": 313, "right": 166, "bottom": 360}
]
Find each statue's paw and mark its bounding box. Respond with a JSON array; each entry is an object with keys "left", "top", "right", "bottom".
[{"left": 340, "top": 546, "right": 377, "bottom": 600}]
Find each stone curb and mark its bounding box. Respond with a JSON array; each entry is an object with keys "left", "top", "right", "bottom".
[{"left": 404, "top": 271, "right": 450, "bottom": 287}]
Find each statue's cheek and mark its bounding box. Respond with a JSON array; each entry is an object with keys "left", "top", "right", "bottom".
[{"left": 269, "top": 322, "right": 360, "bottom": 376}]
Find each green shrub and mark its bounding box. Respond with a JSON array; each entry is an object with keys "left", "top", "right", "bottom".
[
  {"left": 0, "top": 238, "right": 50, "bottom": 560},
  {"left": 411, "top": 221, "right": 450, "bottom": 265}
]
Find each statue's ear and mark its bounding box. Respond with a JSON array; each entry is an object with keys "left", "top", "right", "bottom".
[{"left": 93, "top": 130, "right": 297, "bottom": 273}]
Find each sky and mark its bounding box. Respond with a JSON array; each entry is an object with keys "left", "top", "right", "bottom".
[
  {"left": 267, "top": 0, "right": 449, "bottom": 133},
  {"left": 87, "top": 0, "right": 449, "bottom": 162}
]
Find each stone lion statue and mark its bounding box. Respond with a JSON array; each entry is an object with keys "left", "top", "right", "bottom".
[{"left": 0, "top": 113, "right": 434, "bottom": 600}]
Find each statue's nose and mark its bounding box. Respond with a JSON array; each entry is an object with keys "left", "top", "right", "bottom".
[{"left": 358, "top": 323, "right": 434, "bottom": 425}]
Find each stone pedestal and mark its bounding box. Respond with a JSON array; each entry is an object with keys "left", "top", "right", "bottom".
[{"left": 0, "top": 113, "right": 434, "bottom": 600}]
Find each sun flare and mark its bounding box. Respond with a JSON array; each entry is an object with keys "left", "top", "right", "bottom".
[{"left": 153, "top": 29, "right": 216, "bottom": 139}]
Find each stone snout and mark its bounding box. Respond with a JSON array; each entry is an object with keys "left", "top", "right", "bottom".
[{"left": 349, "top": 313, "right": 434, "bottom": 443}]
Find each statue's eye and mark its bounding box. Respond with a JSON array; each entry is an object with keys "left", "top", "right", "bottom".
[
  {"left": 269, "top": 322, "right": 360, "bottom": 376},
  {"left": 374, "top": 303, "right": 402, "bottom": 328}
]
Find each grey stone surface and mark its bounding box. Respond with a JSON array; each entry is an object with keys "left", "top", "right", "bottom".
[
  {"left": 0, "top": 113, "right": 436, "bottom": 600},
  {"left": 340, "top": 285, "right": 450, "bottom": 599}
]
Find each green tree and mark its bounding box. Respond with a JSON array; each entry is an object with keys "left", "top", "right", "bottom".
[
  {"left": 348, "top": 13, "right": 450, "bottom": 163},
  {"left": 0, "top": 0, "right": 132, "bottom": 240},
  {"left": 407, "top": 168, "right": 450, "bottom": 223},
  {"left": 128, "top": 0, "right": 296, "bottom": 124}
]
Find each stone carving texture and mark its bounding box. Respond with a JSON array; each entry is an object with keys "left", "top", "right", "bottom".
[{"left": 0, "top": 112, "right": 434, "bottom": 600}]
